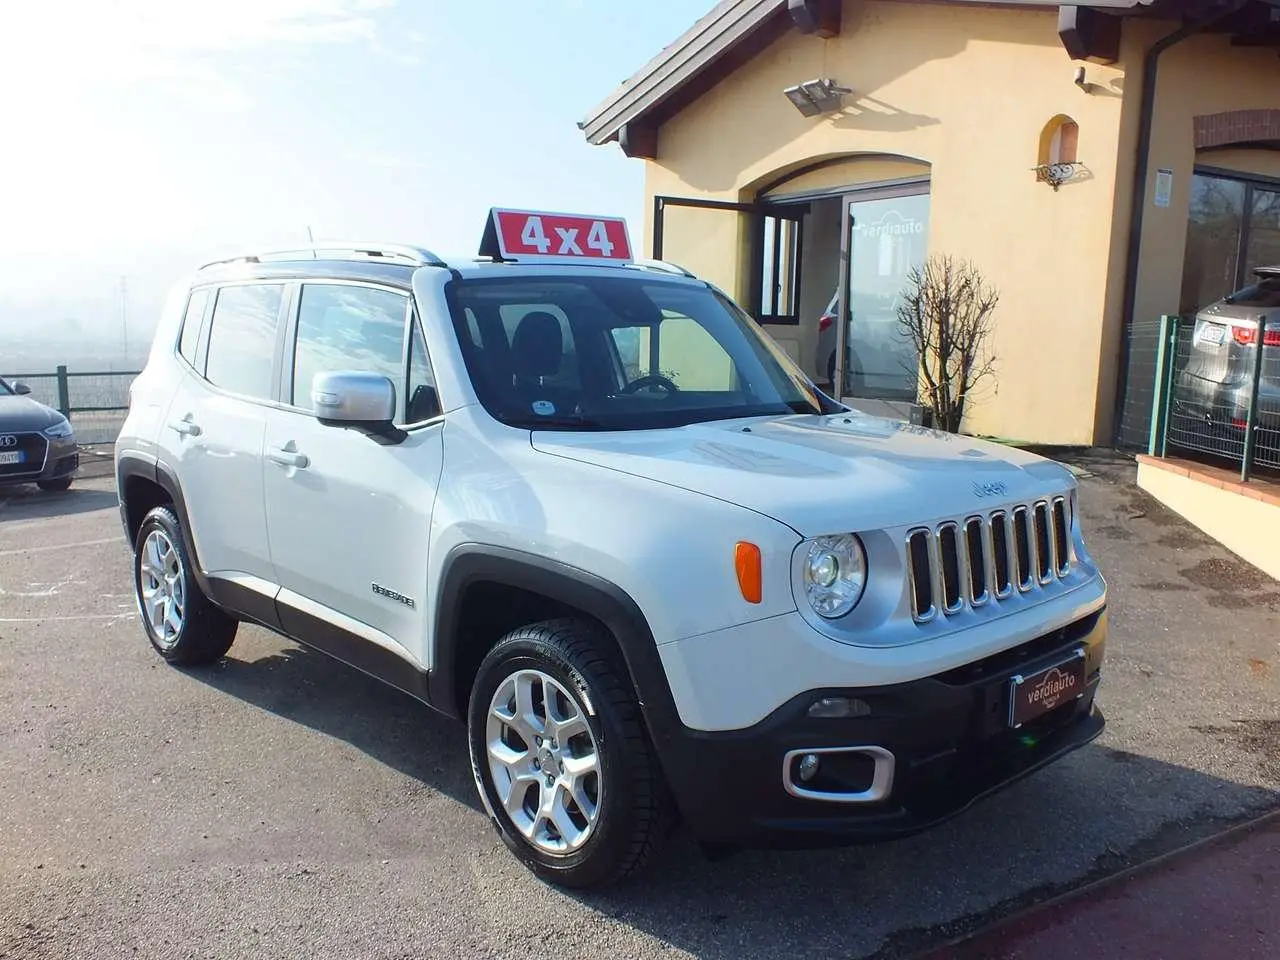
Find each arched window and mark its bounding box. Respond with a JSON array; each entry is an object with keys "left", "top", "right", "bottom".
[
  {"left": 1036, "top": 115, "right": 1080, "bottom": 187},
  {"left": 1038, "top": 115, "right": 1079, "bottom": 167}
]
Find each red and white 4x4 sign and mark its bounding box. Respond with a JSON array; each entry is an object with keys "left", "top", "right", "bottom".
[{"left": 481, "top": 208, "right": 633, "bottom": 262}]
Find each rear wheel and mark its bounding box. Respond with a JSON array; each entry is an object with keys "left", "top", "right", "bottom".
[
  {"left": 132, "top": 506, "right": 237, "bottom": 666},
  {"left": 37, "top": 478, "right": 72, "bottom": 492},
  {"left": 467, "top": 617, "right": 673, "bottom": 889}
]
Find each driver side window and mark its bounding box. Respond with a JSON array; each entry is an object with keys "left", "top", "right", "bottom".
[
  {"left": 610, "top": 311, "right": 739, "bottom": 392},
  {"left": 291, "top": 283, "right": 411, "bottom": 421}
]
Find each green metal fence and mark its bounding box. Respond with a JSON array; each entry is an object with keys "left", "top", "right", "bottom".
[
  {"left": 1145, "top": 314, "right": 1278, "bottom": 483},
  {"left": 2, "top": 366, "right": 140, "bottom": 446}
]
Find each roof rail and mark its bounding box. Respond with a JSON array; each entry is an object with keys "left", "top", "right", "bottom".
[
  {"left": 199, "top": 240, "right": 448, "bottom": 270},
  {"left": 627, "top": 257, "right": 698, "bottom": 279}
]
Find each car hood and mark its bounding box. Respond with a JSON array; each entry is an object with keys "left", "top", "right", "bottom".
[
  {"left": 531, "top": 412, "right": 1075, "bottom": 536},
  {"left": 0, "top": 395, "right": 61, "bottom": 431}
]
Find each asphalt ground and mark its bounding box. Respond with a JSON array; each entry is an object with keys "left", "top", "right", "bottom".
[{"left": 1, "top": 450, "right": 1278, "bottom": 960}]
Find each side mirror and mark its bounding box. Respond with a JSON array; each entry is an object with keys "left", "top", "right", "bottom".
[
  {"left": 13, "top": 381, "right": 31, "bottom": 396},
  {"left": 310, "top": 371, "right": 405, "bottom": 445}
]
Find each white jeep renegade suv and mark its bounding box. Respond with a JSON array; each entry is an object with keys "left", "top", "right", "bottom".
[{"left": 114, "top": 216, "right": 1107, "bottom": 889}]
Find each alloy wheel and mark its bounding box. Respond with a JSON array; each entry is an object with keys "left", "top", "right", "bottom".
[
  {"left": 138, "top": 529, "right": 185, "bottom": 649},
  {"left": 485, "top": 668, "right": 602, "bottom": 855}
]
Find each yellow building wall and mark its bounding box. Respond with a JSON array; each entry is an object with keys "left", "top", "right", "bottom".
[
  {"left": 643, "top": 0, "right": 1129, "bottom": 444},
  {"left": 1095, "top": 28, "right": 1280, "bottom": 437},
  {"left": 1124, "top": 29, "right": 1280, "bottom": 326}
]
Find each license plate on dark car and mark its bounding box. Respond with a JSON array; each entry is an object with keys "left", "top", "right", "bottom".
[
  {"left": 1008, "top": 648, "right": 1086, "bottom": 728},
  {"left": 0, "top": 451, "right": 22, "bottom": 466}
]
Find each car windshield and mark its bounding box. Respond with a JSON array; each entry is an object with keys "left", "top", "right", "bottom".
[{"left": 444, "top": 274, "right": 842, "bottom": 430}]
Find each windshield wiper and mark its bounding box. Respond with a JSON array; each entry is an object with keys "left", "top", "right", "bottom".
[{"left": 505, "top": 413, "right": 605, "bottom": 429}]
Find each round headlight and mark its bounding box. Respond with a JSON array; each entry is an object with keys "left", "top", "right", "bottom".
[{"left": 803, "top": 534, "right": 867, "bottom": 619}]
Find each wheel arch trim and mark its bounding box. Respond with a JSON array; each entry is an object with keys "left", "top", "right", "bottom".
[
  {"left": 430, "top": 544, "right": 685, "bottom": 748},
  {"left": 117, "top": 455, "right": 282, "bottom": 630}
]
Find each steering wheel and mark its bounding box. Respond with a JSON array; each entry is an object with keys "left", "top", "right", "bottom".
[{"left": 619, "top": 374, "right": 679, "bottom": 396}]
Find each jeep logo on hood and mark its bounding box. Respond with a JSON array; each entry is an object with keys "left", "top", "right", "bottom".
[{"left": 971, "top": 480, "right": 1008, "bottom": 499}]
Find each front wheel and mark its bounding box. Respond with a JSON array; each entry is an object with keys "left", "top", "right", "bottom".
[
  {"left": 467, "top": 618, "right": 673, "bottom": 889},
  {"left": 37, "top": 477, "right": 72, "bottom": 492},
  {"left": 132, "top": 506, "right": 237, "bottom": 666}
]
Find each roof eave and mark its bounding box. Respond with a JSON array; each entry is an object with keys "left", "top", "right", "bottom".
[
  {"left": 579, "top": 0, "right": 1170, "bottom": 148},
  {"left": 580, "top": 0, "right": 785, "bottom": 146}
]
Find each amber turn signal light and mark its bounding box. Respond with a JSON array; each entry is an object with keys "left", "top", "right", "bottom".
[{"left": 735, "top": 541, "right": 762, "bottom": 604}]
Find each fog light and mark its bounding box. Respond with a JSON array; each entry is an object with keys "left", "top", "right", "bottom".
[
  {"left": 798, "top": 753, "right": 820, "bottom": 782},
  {"left": 807, "top": 697, "right": 872, "bottom": 719}
]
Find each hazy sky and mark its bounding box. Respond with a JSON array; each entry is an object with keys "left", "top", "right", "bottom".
[{"left": 0, "top": 0, "right": 698, "bottom": 343}]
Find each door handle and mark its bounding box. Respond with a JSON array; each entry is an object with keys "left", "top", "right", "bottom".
[
  {"left": 267, "top": 447, "right": 309, "bottom": 469},
  {"left": 168, "top": 419, "right": 202, "bottom": 437}
]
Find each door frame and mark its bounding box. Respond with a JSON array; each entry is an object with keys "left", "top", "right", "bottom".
[
  {"left": 651, "top": 195, "right": 808, "bottom": 325},
  {"left": 651, "top": 177, "right": 933, "bottom": 395}
]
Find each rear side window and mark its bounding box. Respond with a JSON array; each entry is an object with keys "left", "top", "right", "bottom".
[
  {"left": 177, "top": 288, "right": 210, "bottom": 367},
  {"left": 1225, "top": 277, "right": 1280, "bottom": 308},
  {"left": 204, "top": 283, "right": 285, "bottom": 400}
]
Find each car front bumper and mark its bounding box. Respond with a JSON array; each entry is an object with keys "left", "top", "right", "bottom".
[
  {"left": 0, "top": 433, "right": 79, "bottom": 486},
  {"left": 652, "top": 607, "right": 1107, "bottom": 848}
]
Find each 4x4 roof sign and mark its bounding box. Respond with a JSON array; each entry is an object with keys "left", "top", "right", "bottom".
[{"left": 480, "top": 208, "right": 633, "bottom": 263}]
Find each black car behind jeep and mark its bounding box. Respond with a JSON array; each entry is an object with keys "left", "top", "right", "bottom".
[{"left": 0, "top": 377, "right": 79, "bottom": 492}]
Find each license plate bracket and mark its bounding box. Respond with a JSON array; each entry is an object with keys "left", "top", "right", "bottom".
[{"left": 1008, "top": 648, "right": 1087, "bottom": 729}]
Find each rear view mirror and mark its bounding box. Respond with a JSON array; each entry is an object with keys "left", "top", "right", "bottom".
[
  {"left": 13, "top": 381, "right": 31, "bottom": 396},
  {"left": 311, "top": 371, "right": 405, "bottom": 445}
]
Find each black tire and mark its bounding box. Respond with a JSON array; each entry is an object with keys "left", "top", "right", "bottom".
[
  {"left": 467, "top": 617, "right": 674, "bottom": 889},
  {"left": 132, "top": 505, "right": 237, "bottom": 666},
  {"left": 37, "top": 477, "right": 72, "bottom": 492}
]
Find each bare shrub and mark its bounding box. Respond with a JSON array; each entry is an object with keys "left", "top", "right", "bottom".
[{"left": 896, "top": 254, "right": 1000, "bottom": 433}]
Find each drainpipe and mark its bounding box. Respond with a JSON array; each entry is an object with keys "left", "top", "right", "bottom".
[{"left": 1111, "top": 0, "right": 1248, "bottom": 444}]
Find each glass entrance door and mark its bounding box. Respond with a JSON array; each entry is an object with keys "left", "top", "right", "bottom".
[
  {"left": 835, "top": 187, "right": 930, "bottom": 400},
  {"left": 1181, "top": 170, "right": 1280, "bottom": 315}
]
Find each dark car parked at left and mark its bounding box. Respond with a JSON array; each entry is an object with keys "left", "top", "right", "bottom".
[{"left": 0, "top": 376, "right": 78, "bottom": 492}]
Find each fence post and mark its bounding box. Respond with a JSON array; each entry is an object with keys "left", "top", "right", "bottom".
[
  {"left": 1240, "top": 315, "right": 1267, "bottom": 483},
  {"left": 1148, "top": 315, "right": 1179, "bottom": 457},
  {"left": 55, "top": 365, "right": 71, "bottom": 420}
]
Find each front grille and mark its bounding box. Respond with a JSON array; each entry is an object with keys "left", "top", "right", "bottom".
[
  {"left": 906, "top": 496, "right": 1073, "bottom": 623},
  {"left": 0, "top": 433, "right": 48, "bottom": 478}
]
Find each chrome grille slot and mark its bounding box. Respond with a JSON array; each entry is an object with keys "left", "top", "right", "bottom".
[
  {"left": 991, "top": 511, "right": 1013, "bottom": 597},
  {"left": 964, "top": 517, "right": 988, "bottom": 606},
  {"left": 1051, "top": 496, "right": 1070, "bottom": 576},
  {"left": 906, "top": 529, "right": 935, "bottom": 622},
  {"left": 1033, "top": 501, "right": 1053, "bottom": 584},
  {"left": 906, "top": 496, "right": 1075, "bottom": 624},
  {"left": 937, "top": 523, "right": 963, "bottom": 614},
  {"left": 1012, "top": 506, "right": 1034, "bottom": 591}
]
